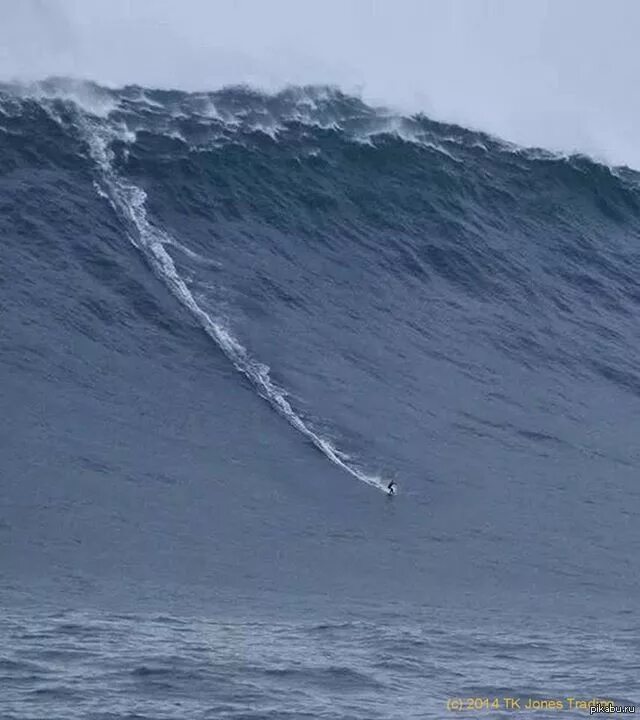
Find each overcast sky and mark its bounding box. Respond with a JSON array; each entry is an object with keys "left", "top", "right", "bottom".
[{"left": 1, "top": 0, "right": 639, "bottom": 167}]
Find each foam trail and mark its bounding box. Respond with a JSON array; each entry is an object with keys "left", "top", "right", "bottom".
[{"left": 81, "top": 116, "right": 387, "bottom": 493}]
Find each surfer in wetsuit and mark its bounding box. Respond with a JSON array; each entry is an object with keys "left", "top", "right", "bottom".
[{"left": 387, "top": 480, "right": 396, "bottom": 496}]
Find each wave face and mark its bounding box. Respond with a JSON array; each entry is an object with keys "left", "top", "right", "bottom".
[{"left": 1, "top": 78, "right": 640, "bottom": 614}]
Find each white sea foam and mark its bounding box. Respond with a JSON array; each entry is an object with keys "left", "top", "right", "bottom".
[
  {"left": 164, "top": 238, "right": 223, "bottom": 269},
  {"left": 17, "top": 78, "right": 118, "bottom": 118},
  {"left": 247, "top": 120, "right": 282, "bottom": 140}
]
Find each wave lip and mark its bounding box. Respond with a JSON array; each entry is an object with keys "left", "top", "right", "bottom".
[{"left": 6, "top": 77, "right": 639, "bottom": 176}]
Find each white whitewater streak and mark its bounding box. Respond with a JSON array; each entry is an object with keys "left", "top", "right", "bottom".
[{"left": 82, "top": 116, "right": 387, "bottom": 492}]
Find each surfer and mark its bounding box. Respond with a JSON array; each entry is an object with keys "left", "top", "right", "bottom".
[{"left": 387, "top": 480, "right": 396, "bottom": 496}]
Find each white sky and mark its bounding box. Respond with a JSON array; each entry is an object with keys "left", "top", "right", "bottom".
[{"left": 1, "top": 0, "right": 639, "bottom": 167}]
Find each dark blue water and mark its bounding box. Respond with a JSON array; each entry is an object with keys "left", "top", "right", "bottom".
[{"left": 1, "top": 78, "right": 639, "bottom": 717}]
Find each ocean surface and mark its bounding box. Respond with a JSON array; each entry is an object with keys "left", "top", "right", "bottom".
[{"left": 1, "top": 78, "right": 639, "bottom": 718}]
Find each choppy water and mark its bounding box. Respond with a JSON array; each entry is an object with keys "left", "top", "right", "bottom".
[
  {"left": 2, "top": 605, "right": 637, "bottom": 720},
  {"left": 1, "top": 78, "right": 639, "bottom": 717}
]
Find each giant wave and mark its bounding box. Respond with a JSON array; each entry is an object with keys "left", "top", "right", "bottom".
[{"left": 1, "top": 78, "right": 639, "bottom": 611}]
